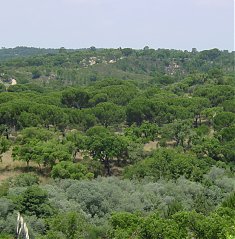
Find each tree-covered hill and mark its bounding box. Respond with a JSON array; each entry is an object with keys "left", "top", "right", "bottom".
[
  {"left": 0, "top": 47, "right": 59, "bottom": 62},
  {"left": 0, "top": 47, "right": 234, "bottom": 89},
  {"left": 0, "top": 47, "right": 234, "bottom": 239}
]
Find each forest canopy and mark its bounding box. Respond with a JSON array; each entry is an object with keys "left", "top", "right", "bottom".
[{"left": 0, "top": 47, "right": 234, "bottom": 239}]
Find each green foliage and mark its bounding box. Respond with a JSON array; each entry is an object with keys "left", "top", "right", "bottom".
[
  {"left": 16, "top": 185, "right": 55, "bottom": 218},
  {"left": 99, "top": 84, "right": 138, "bottom": 106},
  {"left": 65, "top": 108, "right": 97, "bottom": 130},
  {"left": 110, "top": 212, "right": 141, "bottom": 239},
  {"left": 32, "top": 68, "right": 42, "bottom": 79},
  {"left": 194, "top": 85, "right": 234, "bottom": 106},
  {"left": 0, "top": 99, "right": 68, "bottom": 130},
  {"left": 0, "top": 198, "right": 15, "bottom": 219},
  {"left": 0, "top": 137, "right": 10, "bottom": 159},
  {"left": 16, "top": 127, "right": 56, "bottom": 145},
  {"left": 125, "top": 121, "right": 159, "bottom": 143},
  {"left": 124, "top": 148, "right": 214, "bottom": 181},
  {"left": 0, "top": 46, "right": 60, "bottom": 61},
  {"left": 223, "top": 99, "right": 235, "bottom": 113},
  {"left": 0, "top": 182, "right": 9, "bottom": 197},
  {"left": 126, "top": 97, "right": 154, "bottom": 125},
  {"left": 9, "top": 173, "right": 39, "bottom": 187},
  {"left": 0, "top": 83, "right": 6, "bottom": 92},
  {"left": 94, "top": 102, "right": 125, "bottom": 127},
  {"left": 222, "top": 192, "right": 235, "bottom": 209},
  {"left": 13, "top": 138, "right": 73, "bottom": 167},
  {"left": 139, "top": 214, "right": 187, "bottom": 239},
  {"left": 160, "top": 119, "right": 194, "bottom": 148},
  {"left": 192, "top": 136, "right": 235, "bottom": 163},
  {"left": 221, "top": 139, "right": 235, "bottom": 162},
  {"left": 65, "top": 130, "right": 86, "bottom": 153},
  {"left": 213, "top": 112, "right": 235, "bottom": 131},
  {"left": 0, "top": 234, "right": 13, "bottom": 239},
  {"left": 42, "top": 212, "right": 90, "bottom": 239},
  {"left": 86, "top": 126, "right": 128, "bottom": 175},
  {"left": 218, "top": 125, "right": 235, "bottom": 142},
  {"left": 109, "top": 201, "right": 235, "bottom": 239},
  {"left": 0, "top": 47, "right": 235, "bottom": 238},
  {"left": 89, "top": 92, "right": 108, "bottom": 106},
  {"left": 61, "top": 88, "right": 90, "bottom": 109},
  {"left": 51, "top": 161, "right": 94, "bottom": 180}
]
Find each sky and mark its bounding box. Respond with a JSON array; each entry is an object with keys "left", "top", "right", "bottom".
[{"left": 0, "top": 0, "right": 234, "bottom": 51}]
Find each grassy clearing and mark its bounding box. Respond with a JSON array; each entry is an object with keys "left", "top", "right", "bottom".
[
  {"left": 0, "top": 149, "right": 51, "bottom": 184},
  {"left": 0, "top": 149, "right": 25, "bottom": 181}
]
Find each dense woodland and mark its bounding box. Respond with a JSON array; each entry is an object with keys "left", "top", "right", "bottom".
[{"left": 0, "top": 47, "right": 234, "bottom": 239}]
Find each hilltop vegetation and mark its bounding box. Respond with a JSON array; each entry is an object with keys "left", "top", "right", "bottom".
[
  {"left": 0, "top": 47, "right": 234, "bottom": 88},
  {"left": 0, "top": 47, "right": 234, "bottom": 239},
  {"left": 0, "top": 47, "right": 61, "bottom": 62}
]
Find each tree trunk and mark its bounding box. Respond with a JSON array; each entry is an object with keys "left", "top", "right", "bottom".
[
  {"left": 194, "top": 116, "right": 198, "bottom": 128},
  {"left": 104, "top": 158, "right": 111, "bottom": 176},
  {"left": 199, "top": 114, "right": 202, "bottom": 126},
  {"left": 26, "top": 161, "right": 30, "bottom": 171}
]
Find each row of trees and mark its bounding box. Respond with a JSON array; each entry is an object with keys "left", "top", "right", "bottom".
[{"left": 0, "top": 83, "right": 234, "bottom": 130}]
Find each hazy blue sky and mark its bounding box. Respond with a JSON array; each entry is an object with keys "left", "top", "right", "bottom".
[{"left": 0, "top": 0, "right": 234, "bottom": 50}]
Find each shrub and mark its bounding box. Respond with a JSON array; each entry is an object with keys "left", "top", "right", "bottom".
[
  {"left": 16, "top": 185, "right": 55, "bottom": 218},
  {"left": 10, "top": 173, "right": 39, "bottom": 187},
  {"left": 51, "top": 161, "right": 94, "bottom": 180}
]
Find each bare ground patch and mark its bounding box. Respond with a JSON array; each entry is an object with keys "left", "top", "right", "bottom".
[
  {"left": 143, "top": 141, "right": 159, "bottom": 152},
  {"left": 0, "top": 150, "right": 51, "bottom": 183}
]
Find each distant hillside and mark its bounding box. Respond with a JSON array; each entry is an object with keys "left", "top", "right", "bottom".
[
  {"left": 0, "top": 47, "right": 234, "bottom": 89},
  {"left": 0, "top": 46, "right": 76, "bottom": 61}
]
